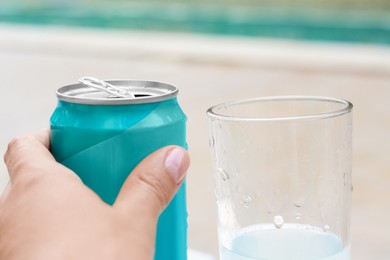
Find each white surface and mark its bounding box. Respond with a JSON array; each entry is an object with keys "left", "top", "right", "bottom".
[{"left": 188, "top": 249, "right": 216, "bottom": 260}]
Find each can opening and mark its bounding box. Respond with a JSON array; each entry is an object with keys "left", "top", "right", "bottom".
[
  {"left": 134, "top": 94, "right": 151, "bottom": 97},
  {"left": 107, "top": 93, "right": 152, "bottom": 99}
]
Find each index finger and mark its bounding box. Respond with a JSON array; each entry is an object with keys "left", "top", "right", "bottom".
[{"left": 4, "top": 129, "right": 56, "bottom": 182}]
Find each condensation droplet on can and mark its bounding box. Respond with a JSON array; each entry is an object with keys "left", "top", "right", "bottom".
[
  {"left": 274, "top": 215, "right": 284, "bottom": 229},
  {"left": 218, "top": 168, "right": 230, "bottom": 181}
]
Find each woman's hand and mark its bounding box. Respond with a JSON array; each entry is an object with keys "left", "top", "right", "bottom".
[{"left": 0, "top": 129, "right": 190, "bottom": 260}]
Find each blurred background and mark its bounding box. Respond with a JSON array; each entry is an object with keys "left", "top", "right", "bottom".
[{"left": 0, "top": 0, "right": 389, "bottom": 259}]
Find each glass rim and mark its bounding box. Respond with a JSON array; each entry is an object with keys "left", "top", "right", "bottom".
[{"left": 206, "top": 95, "right": 353, "bottom": 122}]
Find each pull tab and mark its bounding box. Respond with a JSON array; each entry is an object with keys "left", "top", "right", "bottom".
[{"left": 78, "top": 76, "right": 135, "bottom": 98}]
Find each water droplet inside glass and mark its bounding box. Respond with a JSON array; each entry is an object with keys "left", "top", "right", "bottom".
[
  {"left": 294, "top": 197, "right": 305, "bottom": 208},
  {"left": 323, "top": 225, "right": 330, "bottom": 232},
  {"left": 209, "top": 137, "right": 215, "bottom": 148},
  {"left": 343, "top": 171, "right": 351, "bottom": 187},
  {"left": 218, "top": 168, "right": 230, "bottom": 181},
  {"left": 235, "top": 185, "right": 243, "bottom": 193},
  {"left": 274, "top": 215, "right": 284, "bottom": 229},
  {"left": 294, "top": 212, "right": 301, "bottom": 220},
  {"left": 242, "top": 195, "right": 252, "bottom": 203},
  {"left": 239, "top": 195, "right": 252, "bottom": 209},
  {"left": 350, "top": 184, "right": 354, "bottom": 192}
]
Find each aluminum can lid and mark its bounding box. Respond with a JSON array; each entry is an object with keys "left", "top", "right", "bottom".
[{"left": 57, "top": 79, "right": 178, "bottom": 105}]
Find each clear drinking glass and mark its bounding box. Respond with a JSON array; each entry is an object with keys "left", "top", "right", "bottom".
[{"left": 207, "top": 96, "right": 353, "bottom": 260}]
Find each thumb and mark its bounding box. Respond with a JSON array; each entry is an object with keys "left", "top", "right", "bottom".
[{"left": 114, "top": 146, "right": 190, "bottom": 219}]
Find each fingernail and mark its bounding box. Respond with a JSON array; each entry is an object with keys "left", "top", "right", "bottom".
[{"left": 165, "top": 148, "right": 187, "bottom": 184}]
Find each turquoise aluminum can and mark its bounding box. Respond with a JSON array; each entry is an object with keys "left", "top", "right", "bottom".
[{"left": 50, "top": 78, "right": 187, "bottom": 260}]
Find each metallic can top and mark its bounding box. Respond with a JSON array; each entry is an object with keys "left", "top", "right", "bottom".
[{"left": 57, "top": 79, "right": 178, "bottom": 105}]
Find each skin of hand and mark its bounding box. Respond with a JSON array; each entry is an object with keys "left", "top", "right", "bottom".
[{"left": 0, "top": 129, "right": 190, "bottom": 260}]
